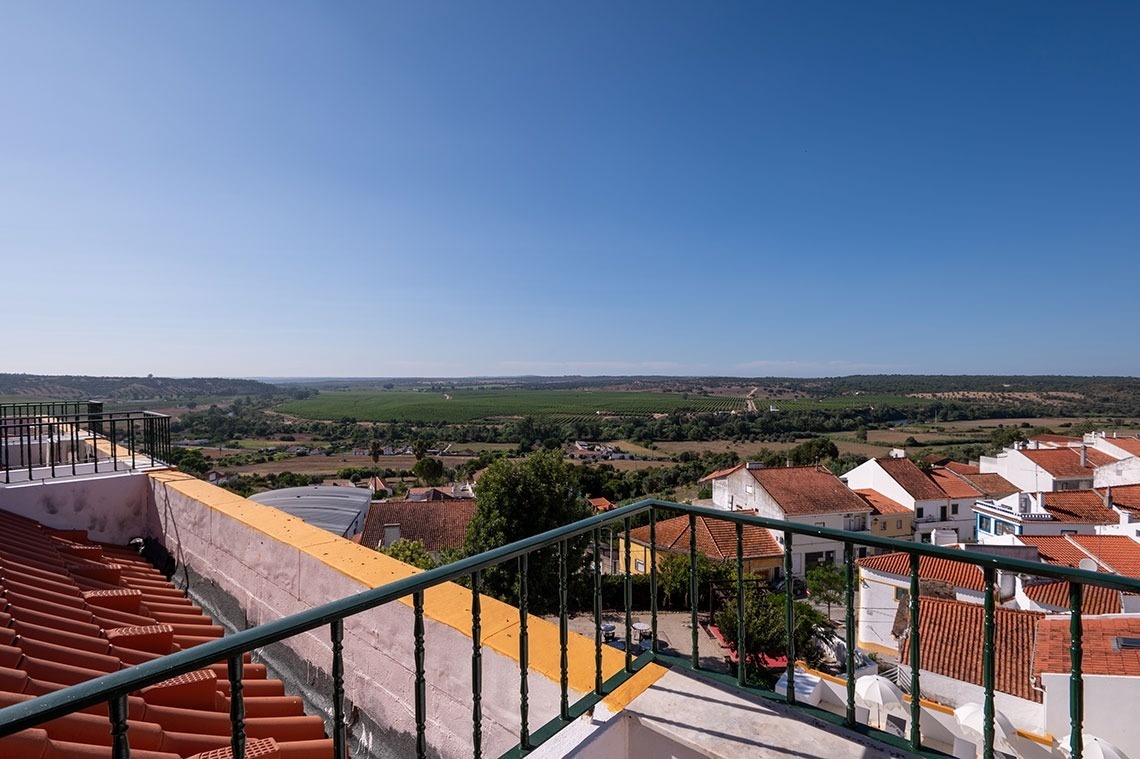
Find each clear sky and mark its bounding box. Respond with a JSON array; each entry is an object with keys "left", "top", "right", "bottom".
[{"left": 3, "top": 3, "right": 1138, "bottom": 379}]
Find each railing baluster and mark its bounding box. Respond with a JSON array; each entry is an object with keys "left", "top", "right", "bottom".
[
  {"left": 414, "top": 590, "right": 427, "bottom": 759},
  {"left": 650, "top": 506, "right": 658, "bottom": 654},
  {"left": 690, "top": 513, "right": 699, "bottom": 669},
  {"left": 982, "top": 567, "right": 996, "bottom": 759},
  {"left": 844, "top": 541, "right": 855, "bottom": 727},
  {"left": 736, "top": 522, "right": 745, "bottom": 687},
  {"left": 110, "top": 693, "right": 129, "bottom": 759},
  {"left": 518, "top": 554, "right": 530, "bottom": 751},
  {"left": 624, "top": 516, "right": 633, "bottom": 673},
  {"left": 331, "top": 619, "right": 346, "bottom": 759},
  {"left": 593, "top": 528, "right": 603, "bottom": 696},
  {"left": 110, "top": 420, "right": 118, "bottom": 470},
  {"left": 471, "top": 571, "right": 483, "bottom": 759},
  {"left": 1069, "top": 582, "right": 1084, "bottom": 759},
  {"left": 908, "top": 552, "right": 922, "bottom": 752},
  {"left": 228, "top": 654, "right": 246, "bottom": 759},
  {"left": 558, "top": 539, "right": 569, "bottom": 721},
  {"left": 784, "top": 530, "right": 794, "bottom": 704}
]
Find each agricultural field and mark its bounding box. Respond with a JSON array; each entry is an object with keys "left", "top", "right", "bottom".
[
  {"left": 278, "top": 389, "right": 745, "bottom": 423},
  {"left": 758, "top": 394, "right": 924, "bottom": 412}
]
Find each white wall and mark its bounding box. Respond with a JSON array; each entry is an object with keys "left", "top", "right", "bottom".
[
  {"left": 1094, "top": 457, "right": 1140, "bottom": 488},
  {"left": 914, "top": 670, "right": 1043, "bottom": 735},
  {"left": 857, "top": 569, "right": 985, "bottom": 654},
  {"left": 1042, "top": 672, "right": 1140, "bottom": 759},
  {"left": 149, "top": 474, "right": 576, "bottom": 759},
  {"left": 843, "top": 460, "right": 917, "bottom": 509},
  {"left": 980, "top": 451, "right": 1056, "bottom": 493},
  {"left": 0, "top": 470, "right": 153, "bottom": 544}
]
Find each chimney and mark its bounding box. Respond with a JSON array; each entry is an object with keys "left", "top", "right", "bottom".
[
  {"left": 1080, "top": 445, "right": 1088, "bottom": 468},
  {"left": 746, "top": 461, "right": 765, "bottom": 470},
  {"left": 1104, "top": 485, "right": 1113, "bottom": 509}
]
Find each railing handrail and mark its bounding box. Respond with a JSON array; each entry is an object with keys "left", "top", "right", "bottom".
[{"left": 1, "top": 496, "right": 1134, "bottom": 751}]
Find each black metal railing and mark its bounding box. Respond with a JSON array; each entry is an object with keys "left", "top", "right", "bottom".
[
  {"left": 1, "top": 498, "right": 1136, "bottom": 759},
  {"left": 0, "top": 403, "right": 171, "bottom": 483}
]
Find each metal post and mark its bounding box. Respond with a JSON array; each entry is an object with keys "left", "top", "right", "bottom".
[
  {"left": 519, "top": 554, "right": 530, "bottom": 751},
  {"left": 471, "top": 571, "right": 483, "bottom": 759},
  {"left": 559, "top": 540, "right": 569, "bottom": 720},
  {"left": 331, "top": 620, "right": 346, "bottom": 759},
  {"left": 844, "top": 541, "right": 856, "bottom": 727},
  {"left": 982, "top": 567, "right": 996, "bottom": 759},
  {"left": 229, "top": 654, "right": 246, "bottom": 759},
  {"left": 1069, "top": 582, "right": 1084, "bottom": 759},
  {"left": 736, "top": 523, "right": 746, "bottom": 687},
  {"left": 690, "top": 513, "right": 699, "bottom": 669},
  {"left": 109, "top": 693, "right": 130, "bottom": 759},
  {"left": 414, "top": 590, "right": 426, "bottom": 759},
  {"left": 784, "top": 530, "right": 795, "bottom": 704},
  {"left": 593, "top": 528, "right": 603, "bottom": 696},
  {"left": 908, "top": 552, "right": 922, "bottom": 752},
  {"left": 650, "top": 506, "right": 658, "bottom": 654},
  {"left": 624, "top": 516, "right": 633, "bottom": 673}
]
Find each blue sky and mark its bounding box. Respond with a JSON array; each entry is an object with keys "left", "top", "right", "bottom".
[{"left": 3, "top": 3, "right": 1138, "bottom": 378}]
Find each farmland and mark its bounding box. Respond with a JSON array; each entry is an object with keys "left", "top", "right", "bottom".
[{"left": 278, "top": 389, "right": 748, "bottom": 424}]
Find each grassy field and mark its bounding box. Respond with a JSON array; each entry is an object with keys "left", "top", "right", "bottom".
[{"left": 279, "top": 389, "right": 746, "bottom": 423}]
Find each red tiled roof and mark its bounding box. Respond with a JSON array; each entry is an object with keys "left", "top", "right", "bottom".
[
  {"left": 900, "top": 597, "right": 1042, "bottom": 702},
  {"left": 1039, "top": 490, "right": 1117, "bottom": 523},
  {"left": 588, "top": 497, "right": 615, "bottom": 512},
  {"left": 1068, "top": 535, "right": 1140, "bottom": 579},
  {"left": 1030, "top": 434, "right": 1083, "bottom": 446},
  {"left": 699, "top": 464, "right": 744, "bottom": 483},
  {"left": 856, "top": 552, "right": 984, "bottom": 591},
  {"left": 1101, "top": 436, "right": 1140, "bottom": 457},
  {"left": 852, "top": 489, "right": 912, "bottom": 516},
  {"left": 945, "top": 461, "right": 981, "bottom": 475},
  {"left": 875, "top": 457, "right": 948, "bottom": 501},
  {"left": 1104, "top": 484, "right": 1140, "bottom": 513},
  {"left": 1015, "top": 536, "right": 1102, "bottom": 568},
  {"left": 1034, "top": 615, "right": 1140, "bottom": 678},
  {"left": 0, "top": 508, "right": 332, "bottom": 759},
  {"left": 404, "top": 486, "right": 471, "bottom": 501},
  {"left": 628, "top": 513, "right": 783, "bottom": 562},
  {"left": 747, "top": 466, "right": 871, "bottom": 516},
  {"left": 926, "top": 468, "right": 982, "bottom": 500},
  {"left": 953, "top": 472, "right": 1019, "bottom": 498},
  {"left": 1022, "top": 581, "right": 1121, "bottom": 615},
  {"left": 358, "top": 500, "right": 476, "bottom": 553},
  {"left": 1020, "top": 447, "right": 1117, "bottom": 479}
]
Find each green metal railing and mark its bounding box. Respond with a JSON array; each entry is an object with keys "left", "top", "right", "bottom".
[
  {"left": 0, "top": 403, "right": 171, "bottom": 482},
  {"left": 1, "top": 498, "right": 1137, "bottom": 759}
]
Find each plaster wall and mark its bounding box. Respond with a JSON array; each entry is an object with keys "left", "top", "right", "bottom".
[
  {"left": 1042, "top": 672, "right": 1140, "bottom": 758},
  {"left": 0, "top": 470, "right": 154, "bottom": 544}
]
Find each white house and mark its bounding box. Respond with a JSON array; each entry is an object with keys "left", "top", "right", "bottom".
[
  {"left": 979, "top": 445, "right": 1117, "bottom": 493},
  {"left": 841, "top": 457, "right": 966, "bottom": 543},
  {"left": 703, "top": 464, "right": 872, "bottom": 576},
  {"left": 972, "top": 489, "right": 1118, "bottom": 542}
]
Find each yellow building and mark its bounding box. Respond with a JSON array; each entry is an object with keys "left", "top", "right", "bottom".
[{"left": 853, "top": 489, "right": 915, "bottom": 545}]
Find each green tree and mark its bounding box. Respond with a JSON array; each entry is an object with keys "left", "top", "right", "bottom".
[
  {"left": 657, "top": 552, "right": 729, "bottom": 609},
  {"left": 715, "top": 587, "right": 833, "bottom": 676},
  {"left": 806, "top": 563, "right": 845, "bottom": 616},
  {"left": 369, "top": 438, "right": 384, "bottom": 465},
  {"left": 381, "top": 538, "right": 437, "bottom": 570},
  {"left": 412, "top": 457, "right": 446, "bottom": 486},
  {"left": 462, "top": 450, "right": 591, "bottom": 613}
]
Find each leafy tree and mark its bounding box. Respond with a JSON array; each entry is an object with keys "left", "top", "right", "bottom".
[
  {"left": 412, "top": 457, "right": 445, "bottom": 486},
  {"left": 411, "top": 439, "right": 429, "bottom": 461},
  {"left": 369, "top": 438, "right": 384, "bottom": 465},
  {"left": 806, "top": 563, "right": 845, "bottom": 616},
  {"left": 381, "top": 538, "right": 436, "bottom": 570},
  {"left": 657, "top": 552, "right": 730, "bottom": 608},
  {"left": 462, "top": 450, "right": 592, "bottom": 614},
  {"left": 715, "top": 586, "right": 833, "bottom": 676}
]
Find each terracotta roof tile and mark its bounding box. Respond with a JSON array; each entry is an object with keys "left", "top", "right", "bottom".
[
  {"left": 926, "top": 468, "right": 982, "bottom": 500},
  {"left": 953, "top": 472, "right": 1019, "bottom": 498},
  {"left": 1040, "top": 490, "right": 1118, "bottom": 524},
  {"left": 1014, "top": 536, "right": 1102, "bottom": 568},
  {"left": 945, "top": 461, "right": 981, "bottom": 475},
  {"left": 699, "top": 464, "right": 744, "bottom": 483},
  {"left": 1099, "top": 436, "right": 1140, "bottom": 457},
  {"left": 852, "top": 489, "right": 912, "bottom": 516},
  {"left": 900, "top": 597, "right": 1042, "bottom": 702},
  {"left": 628, "top": 513, "right": 783, "bottom": 562},
  {"left": 1022, "top": 581, "right": 1121, "bottom": 614},
  {"left": 1068, "top": 535, "right": 1140, "bottom": 579},
  {"left": 1104, "top": 484, "right": 1140, "bottom": 513},
  {"left": 1030, "top": 434, "right": 1083, "bottom": 446},
  {"left": 875, "top": 457, "right": 948, "bottom": 501},
  {"left": 1020, "top": 447, "right": 1117, "bottom": 479},
  {"left": 856, "top": 552, "right": 985, "bottom": 591},
  {"left": 1034, "top": 615, "right": 1140, "bottom": 677},
  {"left": 358, "top": 501, "right": 476, "bottom": 552},
  {"left": 588, "top": 497, "right": 615, "bottom": 512},
  {"left": 747, "top": 466, "right": 871, "bottom": 516}
]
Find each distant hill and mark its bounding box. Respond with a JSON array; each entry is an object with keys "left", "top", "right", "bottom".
[{"left": 0, "top": 374, "right": 279, "bottom": 402}]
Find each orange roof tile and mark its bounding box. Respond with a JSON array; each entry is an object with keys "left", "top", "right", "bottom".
[
  {"left": 628, "top": 513, "right": 783, "bottom": 562},
  {"left": 588, "top": 497, "right": 615, "bottom": 511},
  {"left": 699, "top": 464, "right": 744, "bottom": 483},
  {"left": 927, "top": 468, "right": 982, "bottom": 500},
  {"left": 1020, "top": 447, "right": 1117, "bottom": 479},
  {"left": 875, "top": 457, "right": 948, "bottom": 501},
  {"left": 900, "top": 597, "right": 1042, "bottom": 702},
  {"left": 856, "top": 552, "right": 984, "bottom": 591},
  {"left": 1099, "top": 436, "right": 1140, "bottom": 457},
  {"left": 852, "top": 489, "right": 912, "bottom": 516},
  {"left": 358, "top": 500, "right": 476, "bottom": 552},
  {"left": 1040, "top": 490, "right": 1118, "bottom": 524},
  {"left": 1068, "top": 535, "right": 1140, "bottom": 579},
  {"left": 1034, "top": 615, "right": 1140, "bottom": 678},
  {"left": 746, "top": 466, "right": 871, "bottom": 516},
  {"left": 1015, "top": 536, "right": 1102, "bottom": 568},
  {"left": 0, "top": 508, "right": 333, "bottom": 757},
  {"left": 1030, "top": 434, "right": 1083, "bottom": 446},
  {"left": 1104, "top": 483, "right": 1140, "bottom": 513},
  {"left": 953, "top": 472, "right": 1019, "bottom": 498},
  {"left": 945, "top": 461, "right": 981, "bottom": 475},
  {"left": 1022, "top": 581, "right": 1121, "bottom": 615}
]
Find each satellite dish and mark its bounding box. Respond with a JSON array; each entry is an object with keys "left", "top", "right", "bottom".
[{"left": 1078, "top": 558, "right": 1098, "bottom": 572}]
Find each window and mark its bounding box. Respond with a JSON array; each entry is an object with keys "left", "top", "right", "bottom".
[
  {"left": 895, "top": 587, "right": 909, "bottom": 602},
  {"left": 994, "top": 520, "right": 1015, "bottom": 536},
  {"left": 920, "top": 532, "right": 932, "bottom": 543},
  {"left": 880, "top": 521, "right": 887, "bottom": 531},
  {"left": 634, "top": 559, "right": 645, "bottom": 573},
  {"left": 978, "top": 515, "right": 992, "bottom": 533},
  {"left": 916, "top": 507, "right": 925, "bottom": 519},
  {"left": 951, "top": 504, "right": 959, "bottom": 515},
  {"left": 896, "top": 519, "right": 903, "bottom": 530}
]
